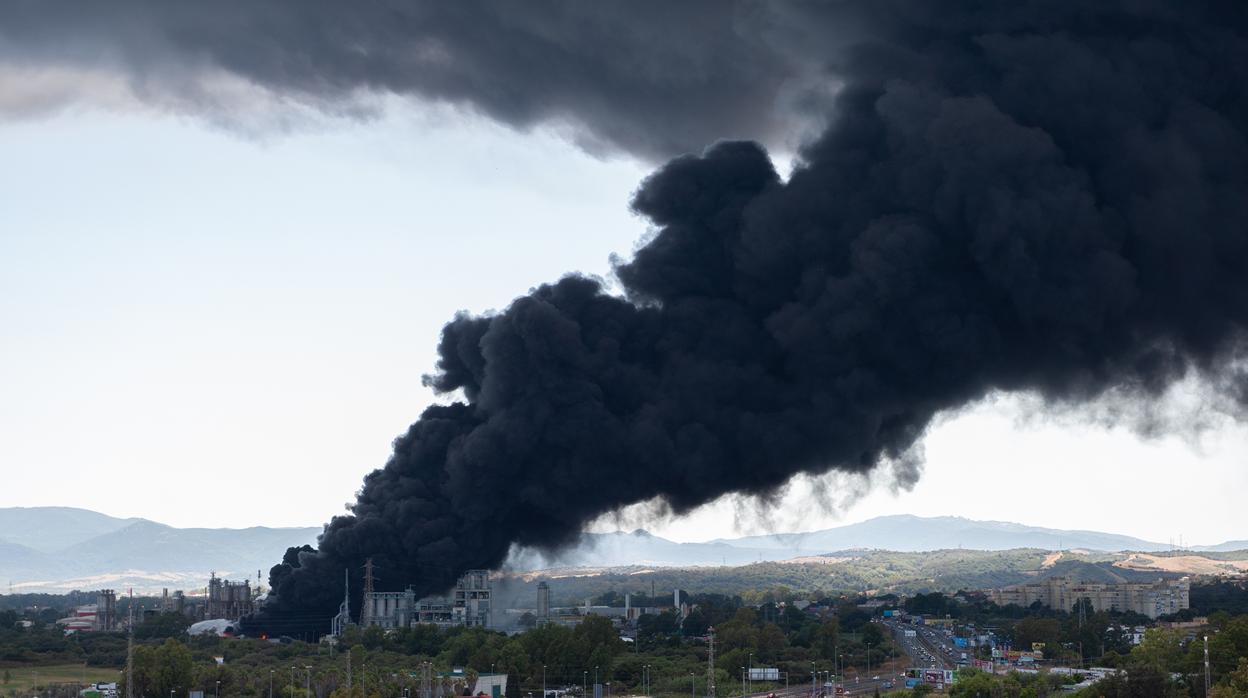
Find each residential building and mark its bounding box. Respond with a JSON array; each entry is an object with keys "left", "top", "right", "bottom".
[{"left": 990, "top": 576, "right": 1189, "bottom": 619}]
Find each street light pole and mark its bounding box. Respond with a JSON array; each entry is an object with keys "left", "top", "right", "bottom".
[
  {"left": 269, "top": 670, "right": 274, "bottom": 698},
  {"left": 305, "top": 665, "right": 312, "bottom": 698},
  {"left": 747, "top": 654, "right": 752, "bottom": 697}
]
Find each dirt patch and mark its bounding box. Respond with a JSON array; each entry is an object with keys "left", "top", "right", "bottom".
[
  {"left": 1113, "top": 553, "right": 1248, "bottom": 575},
  {"left": 776, "top": 555, "right": 855, "bottom": 565}
]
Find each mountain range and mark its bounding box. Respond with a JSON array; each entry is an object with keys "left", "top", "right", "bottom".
[
  {"left": 0, "top": 507, "right": 321, "bottom": 594},
  {"left": 1, "top": 507, "right": 1243, "bottom": 594},
  {"left": 555, "top": 514, "right": 1242, "bottom": 568}
]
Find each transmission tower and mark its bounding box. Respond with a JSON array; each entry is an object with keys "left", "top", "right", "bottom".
[
  {"left": 125, "top": 590, "right": 134, "bottom": 698},
  {"left": 706, "top": 626, "right": 717, "bottom": 698},
  {"left": 1205, "top": 635, "right": 1212, "bottom": 696},
  {"left": 361, "top": 558, "right": 376, "bottom": 625}
]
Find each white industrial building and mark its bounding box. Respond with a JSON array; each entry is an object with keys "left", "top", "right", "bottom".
[{"left": 360, "top": 569, "right": 493, "bottom": 630}]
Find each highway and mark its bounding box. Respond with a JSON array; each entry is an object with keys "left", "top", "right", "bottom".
[{"left": 884, "top": 618, "right": 962, "bottom": 671}]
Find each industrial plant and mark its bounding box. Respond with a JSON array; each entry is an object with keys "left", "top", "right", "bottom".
[{"left": 354, "top": 567, "right": 494, "bottom": 632}]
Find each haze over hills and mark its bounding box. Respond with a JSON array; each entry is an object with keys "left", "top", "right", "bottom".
[
  {"left": 533, "top": 514, "right": 1226, "bottom": 568},
  {"left": 0, "top": 507, "right": 143, "bottom": 553},
  {"left": 1, "top": 507, "right": 1243, "bottom": 593},
  {"left": 709, "top": 515, "right": 1171, "bottom": 556},
  {"left": 0, "top": 507, "right": 321, "bottom": 593}
]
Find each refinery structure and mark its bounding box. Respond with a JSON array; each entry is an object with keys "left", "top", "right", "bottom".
[
  {"left": 348, "top": 562, "right": 696, "bottom": 637},
  {"left": 55, "top": 589, "right": 118, "bottom": 633},
  {"left": 356, "top": 566, "right": 494, "bottom": 632}
]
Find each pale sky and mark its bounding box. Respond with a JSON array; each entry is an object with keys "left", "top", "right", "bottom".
[{"left": 4, "top": 103, "right": 1247, "bottom": 546}]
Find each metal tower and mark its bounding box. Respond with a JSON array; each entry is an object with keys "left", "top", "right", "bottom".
[
  {"left": 331, "top": 569, "right": 352, "bottom": 636},
  {"left": 1204, "top": 635, "right": 1212, "bottom": 696},
  {"left": 125, "top": 590, "right": 134, "bottom": 698},
  {"left": 361, "top": 559, "right": 376, "bottom": 625},
  {"left": 706, "top": 626, "right": 717, "bottom": 698}
]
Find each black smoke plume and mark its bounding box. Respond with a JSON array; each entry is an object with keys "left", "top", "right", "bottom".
[
  {"left": 240, "top": 2, "right": 1248, "bottom": 634},
  {"left": 0, "top": 0, "right": 830, "bottom": 160}
]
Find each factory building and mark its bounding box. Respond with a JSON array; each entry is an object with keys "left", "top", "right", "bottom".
[
  {"left": 54, "top": 589, "right": 118, "bottom": 633},
  {"left": 452, "top": 569, "right": 492, "bottom": 627},
  {"left": 361, "top": 589, "right": 417, "bottom": 629},
  {"left": 990, "top": 576, "right": 1189, "bottom": 619},
  {"left": 360, "top": 569, "right": 493, "bottom": 630},
  {"left": 206, "top": 574, "right": 254, "bottom": 620},
  {"left": 537, "top": 581, "right": 551, "bottom": 623},
  {"left": 96, "top": 589, "right": 117, "bottom": 631}
]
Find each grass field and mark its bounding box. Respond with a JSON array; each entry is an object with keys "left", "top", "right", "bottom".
[{"left": 0, "top": 664, "right": 122, "bottom": 696}]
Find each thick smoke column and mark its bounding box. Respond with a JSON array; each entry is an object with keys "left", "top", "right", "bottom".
[{"left": 246, "top": 2, "right": 1248, "bottom": 632}]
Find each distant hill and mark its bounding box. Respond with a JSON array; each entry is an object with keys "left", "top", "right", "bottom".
[
  {"left": 0, "top": 506, "right": 140, "bottom": 553},
  {"left": 0, "top": 507, "right": 320, "bottom": 593},
  {"left": 710, "top": 515, "right": 1169, "bottom": 555},
  {"left": 522, "top": 530, "right": 778, "bottom": 568},
  {"left": 1195, "top": 541, "right": 1248, "bottom": 553},
  {"left": 520, "top": 515, "right": 1246, "bottom": 570},
  {"left": 3, "top": 507, "right": 1243, "bottom": 595},
  {"left": 504, "top": 548, "right": 1194, "bottom": 607}
]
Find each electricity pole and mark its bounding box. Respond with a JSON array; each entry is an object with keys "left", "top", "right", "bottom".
[
  {"left": 706, "top": 627, "right": 716, "bottom": 698},
  {"left": 125, "top": 591, "right": 134, "bottom": 698},
  {"left": 1204, "top": 635, "right": 1212, "bottom": 696}
]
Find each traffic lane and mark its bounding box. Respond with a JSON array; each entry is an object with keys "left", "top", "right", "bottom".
[
  {"left": 742, "top": 674, "right": 906, "bottom": 698},
  {"left": 886, "top": 622, "right": 948, "bottom": 671}
]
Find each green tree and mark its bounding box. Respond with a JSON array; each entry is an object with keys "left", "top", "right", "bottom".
[
  {"left": 756, "top": 623, "right": 787, "bottom": 662},
  {"left": 948, "top": 670, "right": 997, "bottom": 697},
  {"left": 134, "top": 612, "right": 192, "bottom": 640},
  {"left": 1086, "top": 663, "right": 1185, "bottom": 697},
  {"left": 1131, "top": 628, "right": 1184, "bottom": 673},
  {"left": 815, "top": 619, "right": 839, "bottom": 660},
  {"left": 860, "top": 623, "right": 884, "bottom": 647},
  {"left": 127, "top": 638, "right": 194, "bottom": 698},
  {"left": 361, "top": 625, "right": 386, "bottom": 650},
  {"left": 1013, "top": 617, "right": 1061, "bottom": 649}
]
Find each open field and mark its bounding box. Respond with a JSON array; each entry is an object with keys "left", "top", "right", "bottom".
[{"left": 0, "top": 664, "right": 122, "bottom": 696}]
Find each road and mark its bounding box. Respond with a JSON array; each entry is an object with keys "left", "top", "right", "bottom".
[
  {"left": 883, "top": 619, "right": 963, "bottom": 671},
  {"left": 731, "top": 619, "right": 964, "bottom": 697}
]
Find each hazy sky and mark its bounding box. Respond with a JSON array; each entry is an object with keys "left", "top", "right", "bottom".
[{"left": 4, "top": 103, "right": 1247, "bottom": 546}]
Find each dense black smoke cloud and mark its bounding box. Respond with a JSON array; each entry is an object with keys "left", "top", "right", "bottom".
[
  {"left": 236, "top": 2, "right": 1248, "bottom": 634},
  {"left": 0, "top": 1, "right": 850, "bottom": 160}
]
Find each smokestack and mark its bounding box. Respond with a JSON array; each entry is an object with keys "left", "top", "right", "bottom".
[{"left": 246, "top": 3, "right": 1248, "bottom": 635}]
